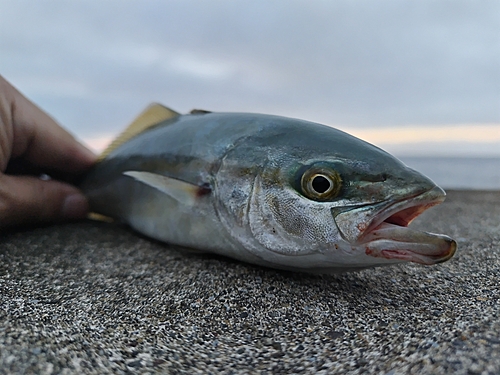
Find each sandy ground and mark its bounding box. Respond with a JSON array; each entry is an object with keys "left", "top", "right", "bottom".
[{"left": 0, "top": 190, "right": 499, "bottom": 374}]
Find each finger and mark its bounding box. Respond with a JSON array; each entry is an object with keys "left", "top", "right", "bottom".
[
  {"left": 0, "top": 174, "right": 89, "bottom": 228},
  {"left": 0, "top": 76, "right": 96, "bottom": 174}
]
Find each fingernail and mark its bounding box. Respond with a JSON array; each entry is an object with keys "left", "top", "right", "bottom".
[{"left": 62, "top": 193, "right": 89, "bottom": 219}]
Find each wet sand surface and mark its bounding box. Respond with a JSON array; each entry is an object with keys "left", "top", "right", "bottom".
[{"left": 1, "top": 190, "right": 499, "bottom": 374}]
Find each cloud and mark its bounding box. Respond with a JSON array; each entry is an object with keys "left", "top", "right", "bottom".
[{"left": 1, "top": 0, "right": 498, "bottom": 155}]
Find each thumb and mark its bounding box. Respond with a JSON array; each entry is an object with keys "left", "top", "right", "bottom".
[{"left": 0, "top": 174, "right": 89, "bottom": 228}]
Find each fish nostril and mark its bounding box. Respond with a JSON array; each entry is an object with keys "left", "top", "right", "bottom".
[{"left": 363, "top": 173, "right": 388, "bottom": 183}]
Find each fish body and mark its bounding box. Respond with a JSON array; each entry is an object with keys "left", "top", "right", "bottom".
[{"left": 81, "top": 105, "right": 456, "bottom": 273}]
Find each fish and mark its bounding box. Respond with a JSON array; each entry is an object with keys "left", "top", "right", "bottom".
[{"left": 80, "top": 104, "right": 457, "bottom": 273}]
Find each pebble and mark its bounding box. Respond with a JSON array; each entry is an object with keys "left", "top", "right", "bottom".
[{"left": 0, "top": 191, "right": 499, "bottom": 374}]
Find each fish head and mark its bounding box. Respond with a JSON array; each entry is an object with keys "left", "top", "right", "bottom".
[{"left": 221, "top": 120, "right": 456, "bottom": 272}]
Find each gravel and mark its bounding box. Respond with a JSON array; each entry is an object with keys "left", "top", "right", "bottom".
[{"left": 1, "top": 190, "right": 499, "bottom": 374}]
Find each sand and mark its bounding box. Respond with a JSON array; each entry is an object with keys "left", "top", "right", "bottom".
[{"left": 1, "top": 190, "right": 499, "bottom": 374}]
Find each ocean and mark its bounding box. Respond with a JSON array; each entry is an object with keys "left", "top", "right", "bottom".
[{"left": 398, "top": 156, "right": 500, "bottom": 190}]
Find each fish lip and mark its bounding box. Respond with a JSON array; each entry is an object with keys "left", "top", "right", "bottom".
[
  {"left": 334, "top": 186, "right": 457, "bottom": 265},
  {"left": 374, "top": 238, "right": 457, "bottom": 265}
]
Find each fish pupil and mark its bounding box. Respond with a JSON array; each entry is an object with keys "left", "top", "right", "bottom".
[{"left": 312, "top": 175, "right": 331, "bottom": 193}]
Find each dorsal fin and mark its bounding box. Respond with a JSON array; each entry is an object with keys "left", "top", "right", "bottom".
[
  {"left": 190, "top": 109, "right": 212, "bottom": 115},
  {"left": 98, "top": 103, "right": 180, "bottom": 161}
]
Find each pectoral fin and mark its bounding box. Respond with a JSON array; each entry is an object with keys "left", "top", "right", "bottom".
[{"left": 123, "top": 171, "right": 210, "bottom": 206}]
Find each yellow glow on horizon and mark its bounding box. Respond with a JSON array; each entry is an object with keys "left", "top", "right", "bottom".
[
  {"left": 83, "top": 123, "right": 500, "bottom": 154},
  {"left": 83, "top": 135, "right": 114, "bottom": 154},
  {"left": 345, "top": 124, "right": 500, "bottom": 145}
]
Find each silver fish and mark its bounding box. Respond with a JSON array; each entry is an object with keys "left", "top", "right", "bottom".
[{"left": 81, "top": 104, "right": 456, "bottom": 273}]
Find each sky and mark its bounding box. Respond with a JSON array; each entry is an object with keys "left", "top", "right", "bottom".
[{"left": 1, "top": 0, "right": 499, "bottom": 156}]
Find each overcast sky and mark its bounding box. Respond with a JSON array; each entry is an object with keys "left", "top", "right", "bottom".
[{"left": 1, "top": 0, "right": 499, "bottom": 156}]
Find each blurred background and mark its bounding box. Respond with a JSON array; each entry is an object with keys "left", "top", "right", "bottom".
[{"left": 1, "top": 0, "right": 499, "bottom": 188}]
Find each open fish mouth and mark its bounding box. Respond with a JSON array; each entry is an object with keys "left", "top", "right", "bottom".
[{"left": 334, "top": 186, "right": 457, "bottom": 265}]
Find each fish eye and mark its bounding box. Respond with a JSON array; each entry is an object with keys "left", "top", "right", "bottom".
[
  {"left": 312, "top": 175, "right": 331, "bottom": 193},
  {"left": 301, "top": 167, "right": 342, "bottom": 201}
]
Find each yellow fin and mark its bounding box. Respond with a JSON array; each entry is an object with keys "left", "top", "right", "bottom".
[
  {"left": 98, "top": 103, "right": 180, "bottom": 161},
  {"left": 87, "top": 212, "right": 115, "bottom": 223}
]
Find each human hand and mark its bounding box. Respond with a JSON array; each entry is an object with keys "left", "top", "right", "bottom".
[{"left": 0, "top": 75, "right": 96, "bottom": 228}]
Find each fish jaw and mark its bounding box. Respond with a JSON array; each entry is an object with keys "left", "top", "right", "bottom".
[
  {"left": 362, "top": 223, "right": 456, "bottom": 265},
  {"left": 334, "top": 186, "right": 457, "bottom": 265}
]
